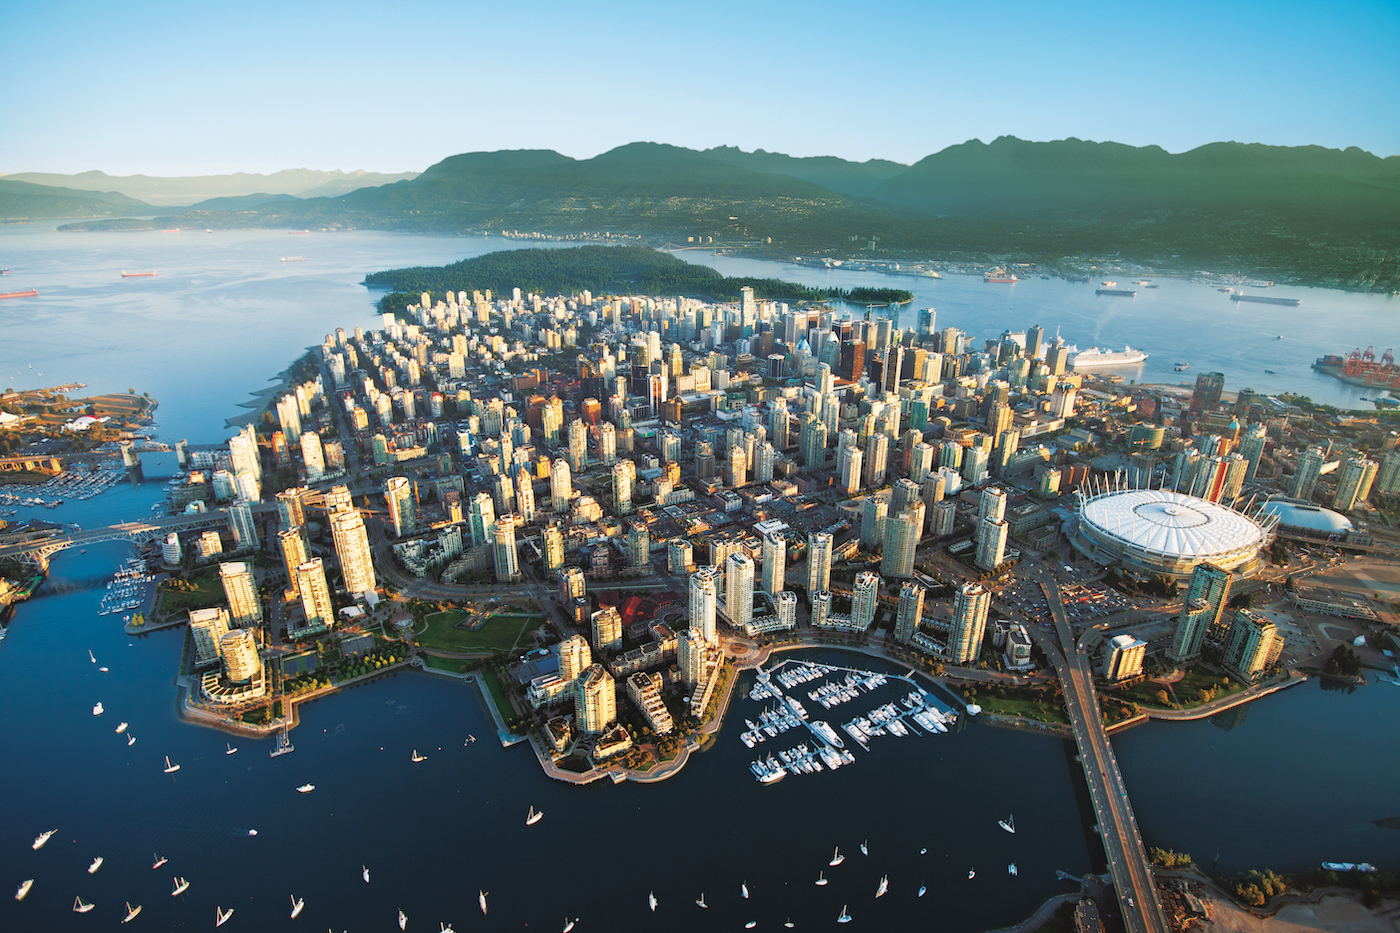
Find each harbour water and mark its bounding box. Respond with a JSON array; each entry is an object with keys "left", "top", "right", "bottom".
[{"left": 1, "top": 226, "right": 1397, "bottom": 930}]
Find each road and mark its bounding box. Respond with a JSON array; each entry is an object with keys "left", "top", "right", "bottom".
[{"left": 1038, "top": 570, "right": 1169, "bottom": 933}]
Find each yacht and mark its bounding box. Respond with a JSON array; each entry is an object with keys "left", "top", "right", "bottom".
[
  {"left": 999, "top": 814, "right": 1015, "bottom": 834},
  {"left": 16, "top": 880, "right": 33, "bottom": 901},
  {"left": 917, "top": 884, "right": 927, "bottom": 897},
  {"left": 93, "top": 702, "right": 104, "bottom": 716},
  {"left": 648, "top": 891, "right": 657, "bottom": 912},
  {"left": 363, "top": 865, "right": 370, "bottom": 883},
  {"left": 412, "top": 750, "right": 427, "bottom": 762},
  {"left": 163, "top": 756, "right": 180, "bottom": 773},
  {"left": 33, "top": 829, "right": 56, "bottom": 850},
  {"left": 247, "top": 829, "right": 258, "bottom": 836},
  {"left": 122, "top": 902, "right": 142, "bottom": 923},
  {"left": 741, "top": 881, "right": 749, "bottom": 899},
  {"left": 837, "top": 905, "right": 852, "bottom": 923},
  {"left": 297, "top": 783, "right": 315, "bottom": 793},
  {"left": 829, "top": 846, "right": 844, "bottom": 867},
  {"left": 480, "top": 891, "right": 488, "bottom": 915},
  {"left": 88, "top": 857, "right": 103, "bottom": 874},
  {"left": 526, "top": 805, "right": 543, "bottom": 825},
  {"left": 785, "top": 919, "right": 794, "bottom": 928},
  {"left": 290, "top": 895, "right": 304, "bottom": 918},
  {"left": 127, "top": 734, "right": 136, "bottom": 746},
  {"left": 746, "top": 923, "right": 757, "bottom": 930},
  {"left": 216, "top": 906, "right": 234, "bottom": 927},
  {"left": 73, "top": 895, "right": 94, "bottom": 913},
  {"left": 398, "top": 910, "right": 407, "bottom": 929},
  {"left": 875, "top": 875, "right": 888, "bottom": 898},
  {"left": 172, "top": 876, "right": 189, "bottom": 895},
  {"left": 115, "top": 722, "right": 128, "bottom": 733},
  {"left": 815, "top": 871, "right": 828, "bottom": 886},
  {"left": 226, "top": 743, "right": 238, "bottom": 755},
  {"left": 152, "top": 854, "right": 168, "bottom": 869}
]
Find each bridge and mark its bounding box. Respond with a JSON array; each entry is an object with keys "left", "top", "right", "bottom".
[
  {"left": 1039, "top": 570, "right": 1169, "bottom": 933},
  {"left": 0, "top": 511, "right": 230, "bottom": 570}
]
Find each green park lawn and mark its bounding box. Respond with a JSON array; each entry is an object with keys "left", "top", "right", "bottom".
[
  {"left": 969, "top": 689, "right": 1069, "bottom": 724},
  {"left": 418, "top": 611, "right": 542, "bottom": 654},
  {"left": 158, "top": 567, "right": 224, "bottom": 616}
]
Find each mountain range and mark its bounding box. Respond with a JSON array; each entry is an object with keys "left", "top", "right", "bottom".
[{"left": 4, "top": 138, "right": 1397, "bottom": 289}]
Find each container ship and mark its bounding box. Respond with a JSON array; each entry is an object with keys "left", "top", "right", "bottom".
[
  {"left": 1066, "top": 345, "right": 1148, "bottom": 368},
  {"left": 0, "top": 289, "right": 38, "bottom": 300},
  {"left": 1230, "top": 294, "right": 1300, "bottom": 306},
  {"left": 1095, "top": 287, "right": 1137, "bottom": 297},
  {"left": 121, "top": 271, "right": 157, "bottom": 278},
  {"left": 1314, "top": 348, "right": 1400, "bottom": 390},
  {"left": 983, "top": 268, "right": 1017, "bottom": 283}
]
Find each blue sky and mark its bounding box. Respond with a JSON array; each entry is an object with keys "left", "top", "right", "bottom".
[{"left": 3, "top": 0, "right": 1397, "bottom": 175}]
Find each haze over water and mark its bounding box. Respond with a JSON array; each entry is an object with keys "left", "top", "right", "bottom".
[{"left": 1, "top": 227, "right": 1397, "bottom": 931}]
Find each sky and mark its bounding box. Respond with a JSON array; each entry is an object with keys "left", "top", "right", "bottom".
[{"left": 3, "top": 0, "right": 1398, "bottom": 176}]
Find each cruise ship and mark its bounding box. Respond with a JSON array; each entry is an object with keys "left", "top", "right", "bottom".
[{"left": 1066, "top": 345, "right": 1149, "bottom": 368}]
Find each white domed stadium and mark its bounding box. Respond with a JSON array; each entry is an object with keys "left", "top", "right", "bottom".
[{"left": 1073, "top": 487, "right": 1276, "bottom": 578}]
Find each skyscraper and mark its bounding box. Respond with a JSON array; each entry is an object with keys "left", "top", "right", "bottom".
[
  {"left": 800, "top": 412, "right": 827, "bottom": 469},
  {"left": 275, "top": 393, "right": 302, "bottom": 441},
  {"left": 861, "top": 495, "right": 888, "bottom": 549},
  {"left": 975, "top": 518, "right": 1008, "bottom": 572},
  {"left": 297, "top": 558, "right": 335, "bottom": 630},
  {"left": 724, "top": 552, "right": 755, "bottom": 631},
  {"left": 278, "top": 528, "right": 309, "bottom": 596},
  {"left": 689, "top": 567, "right": 718, "bottom": 643},
  {"left": 492, "top": 515, "right": 520, "bottom": 583},
  {"left": 1190, "top": 372, "right": 1226, "bottom": 414},
  {"left": 591, "top": 605, "right": 623, "bottom": 654},
  {"left": 881, "top": 511, "right": 920, "bottom": 578},
  {"left": 383, "top": 476, "right": 415, "bottom": 537},
  {"left": 1239, "top": 423, "right": 1268, "bottom": 482},
  {"left": 219, "top": 629, "right": 263, "bottom": 684},
  {"left": 761, "top": 533, "right": 786, "bottom": 595},
  {"left": 851, "top": 570, "right": 880, "bottom": 631},
  {"left": 542, "top": 523, "right": 564, "bottom": 571},
  {"left": 469, "top": 492, "right": 496, "bottom": 548},
  {"left": 574, "top": 664, "right": 616, "bottom": 734},
  {"left": 567, "top": 418, "right": 588, "bottom": 472},
  {"left": 1221, "top": 609, "right": 1284, "bottom": 684},
  {"left": 1169, "top": 562, "right": 1231, "bottom": 663},
  {"left": 276, "top": 487, "right": 307, "bottom": 530},
  {"left": 838, "top": 444, "right": 863, "bottom": 495},
  {"left": 558, "top": 634, "right": 592, "bottom": 682},
  {"left": 625, "top": 522, "right": 650, "bottom": 567},
  {"left": 612, "top": 459, "right": 635, "bottom": 514},
  {"left": 1104, "top": 634, "right": 1148, "bottom": 682},
  {"left": 754, "top": 442, "right": 776, "bottom": 483},
  {"left": 1291, "top": 446, "right": 1326, "bottom": 500},
  {"left": 550, "top": 458, "right": 572, "bottom": 512},
  {"left": 228, "top": 498, "right": 259, "bottom": 551},
  {"left": 728, "top": 444, "right": 747, "bottom": 488},
  {"left": 910, "top": 443, "right": 935, "bottom": 485},
  {"left": 219, "top": 561, "right": 261, "bottom": 627},
  {"left": 863, "top": 432, "right": 890, "bottom": 487},
  {"left": 894, "top": 581, "right": 925, "bottom": 644},
  {"left": 330, "top": 508, "right": 377, "bottom": 596},
  {"left": 948, "top": 583, "right": 990, "bottom": 664},
  {"left": 1332, "top": 457, "right": 1378, "bottom": 511},
  {"left": 514, "top": 462, "right": 536, "bottom": 523},
  {"left": 806, "top": 531, "right": 832, "bottom": 597}
]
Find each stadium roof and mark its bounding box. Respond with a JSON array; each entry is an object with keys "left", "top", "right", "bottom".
[{"left": 1079, "top": 489, "right": 1265, "bottom": 561}]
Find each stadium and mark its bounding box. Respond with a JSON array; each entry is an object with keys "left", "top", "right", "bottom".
[{"left": 1071, "top": 486, "right": 1277, "bottom": 578}]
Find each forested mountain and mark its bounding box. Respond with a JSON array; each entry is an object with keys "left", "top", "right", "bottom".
[
  {"left": 4, "top": 168, "right": 419, "bottom": 206},
  {"left": 0, "top": 178, "right": 154, "bottom": 221},
  {"left": 702, "top": 146, "right": 907, "bottom": 197}
]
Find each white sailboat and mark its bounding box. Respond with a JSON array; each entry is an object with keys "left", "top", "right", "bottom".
[
  {"left": 411, "top": 749, "right": 426, "bottom": 762},
  {"left": 837, "top": 905, "right": 851, "bottom": 923},
  {"left": 88, "top": 856, "right": 103, "bottom": 874},
  {"left": 829, "top": 846, "right": 844, "bottom": 867},
  {"left": 860, "top": 840, "right": 868, "bottom": 856},
  {"left": 363, "top": 865, "right": 370, "bottom": 883},
  {"left": 163, "top": 756, "right": 180, "bottom": 773},
  {"left": 398, "top": 909, "right": 407, "bottom": 929},
  {"left": 918, "top": 884, "right": 927, "bottom": 897},
  {"left": 16, "top": 880, "right": 33, "bottom": 901},
  {"left": 998, "top": 814, "right": 1015, "bottom": 834},
  {"left": 152, "top": 854, "right": 168, "bottom": 869},
  {"left": 741, "top": 881, "right": 749, "bottom": 899},
  {"left": 73, "top": 895, "right": 94, "bottom": 913},
  {"left": 127, "top": 734, "right": 136, "bottom": 745},
  {"left": 32, "top": 829, "right": 56, "bottom": 850},
  {"left": 526, "top": 805, "right": 543, "bottom": 825},
  {"left": 648, "top": 891, "right": 657, "bottom": 912},
  {"left": 172, "top": 876, "right": 189, "bottom": 895},
  {"left": 562, "top": 919, "right": 577, "bottom": 932},
  {"left": 968, "top": 868, "right": 976, "bottom": 880},
  {"left": 815, "top": 871, "right": 828, "bottom": 886},
  {"left": 122, "top": 902, "right": 142, "bottom": 923},
  {"left": 480, "top": 890, "right": 488, "bottom": 915},
  {"left": 785, "top": 919, "right": 794, "bottom": 929},
  {"left": 89, "top": 650, "right": 96, "bottom": 663},
  {"left": 290, "top": 894, "right": 304, "bottom": 918},
  {"left": 746, "top": 923, "right": 757, "bottom": 930},
  {"left": 695, "top": 893, "right": 707, "bottom": 908},
  {"left": 226, "top": 742, "right": 238, "bottom": 755},
  {"left": 875, "top": 875, "right": 888, "bottom": 898},
  {"left": 216, "top": 906, "right": 234, "bottom": 927}
]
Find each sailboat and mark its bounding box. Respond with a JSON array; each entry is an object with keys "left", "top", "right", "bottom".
[
  {"left": 116, "top": 722, "right": 128, "bottom": 733},
  {"left": 290, "top": 895, "right": 304, "bottom": 918},
  {"left": 526, "top": 805, "right": 543, "bottom": 825},
  {"left": 16, "top": 880, "right": 33, "bottom": 901},
  {"left": 829, "top": 846, "right": 844, "bottom": 866},
  {"left": 648, "top": 891, "right": 657, "bottom": 912},
  {"left": 695, "top": 893, "right": 707, "bottom": 908},
  {"left": 411, "top": 750, "right": 426, "bottom": 762},
  {"left": 968, "top": 868, "right": 976, "bottom": 879},
  {"left": 1008, "top": 863, "right": 1018, "bottom": 876},
  {"left": 127, "top": 734, "right": 136, "bottom": 746},
  {"left": 785, "top": 920, "right": 795, "bottom": 929},
  {"left": 363, "top": 865, "right": 370, "bottom": 883},
  {"left": 33, "top": 829, "right": 56, "bottom": 850},
  {"left": 216, "top": 906, "right": 234, "bottom": 927},
  {"left": 746, "top": 923, "right": 757, "bottom": 930},
  {"left": 998, "top": 814, "right": 1015, "bottom": 834},
  {"left": 741, "top": 881, "right": 749, "bottom": 898},
  {"left": 226, "top": 742, "right": 238, "bottom": 755},
  {"left": 73, "top": 896, "right": 94, "bottom": 913},
  {"left": 918, "top": 884, "right": 927, "bottom": 897},
  {"left": 88, "top": 856, "right": 103, "bottom": 874},
  {"left": 480, "top": 890, "right": 488, "bottom": 915},
  {"left": 172, "top": 876, "right": 189, "bottom": 895},
  {"left": 163, "top": 756, "right": 180, "bottom": 773},
  {"left": 837, "top": 905, "right": 852, "bottom": 923},
  {"left": 152, "top": 854, "right": 168, "bottom": 869},
  {"left": 875, "top": 875, "right": 888, "bottom": 898},
  {"left": 89, "top": 650, "right": 96, "bottom": 663},
  {"left": 398, "top": 909, "right": 407, "bottom": 929},
  {"left": 122, "top": 902, "right": 142, "bottom": 923},
  {"left": 860, "top": 840, "right": 868, "bottom": 856},
  {"left": 562, "top": 920, "right": 577, "bottom": 932},
  {"left": 815, "top": 871, "right": 828, "bottom": 886}
]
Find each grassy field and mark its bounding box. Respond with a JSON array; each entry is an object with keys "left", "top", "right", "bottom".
[
  {"left": 421, "top": 654, "right": 472, "bottom": 674},
  {"left": 158, "top": 567, "right": 225, "bottom": 617},
  {"left": 478, "top": 668, "right": 513, "bottom": 718},
  {"left": 418, "top": 611, "right": 541, "bottom": 653},
  {"left": 970, "top": 691, "right": 1069, "bottom": 725}
]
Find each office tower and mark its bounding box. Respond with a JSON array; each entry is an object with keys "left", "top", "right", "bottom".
[
  {"left": 881, "top": 511, "right": 919, "bottom": 578},
  {"left": 219, "top": 629, "right": 262, "bottom": 684},
  {"left": 297, "top": 558, "right": 335, "bottom": 630},
  {"left": 1104, "top": 634, "right": 1148, "bottom": 682},
  {"left": 725, "top": 552, "right": 755, "bottom": 631},
  {"left": 851, "top": 570, "right": 880, "bottom": 630},
  {"left": 514, "top": 462, "right": 536, "bottom": 523},
  {"left": 278, "top": 528, "right": 309, "bottom": 596},
  {"left": 1291, "top": 446, "right": 1326, "bottom": 500},
  {"left": 863, "top": 432, "right": 890, "bottom": 487},
  {"left": 728, "top": 444, "right": 747, "bottom": 488},
  {"left": 861, "top": 495, "right": 888, "bottom": 549},
  {"left": 838, "top": 444, "right": 864, "bottom": 495},
  {"left": 1332, "top": 457, "right": 1379, "bottom": 511},
  {"left": 613, "top": 459, "right": 635, "bottom": 514},
  {"left": 917, "top": 307, "right": 937, "bottom": 337},
  {"left": 1169, "top": 562, "right": 1232, "bottom": 663},
  {"left": 469, "top": 492, "right": 496, "bottom": 548},
  {"left": 228, "top": 498, "right": 259, "bottom": 550},
  {"left": 330, "top": 508, "right": 377, "bottom": 595},
  {"left": 551, "top": 458, "right": 572, "bottom": 511},
  {"left": 567, "top": 419, "right": 588, "bottom": 472},
  {"left": 492, "top": 515, "right": 520, "bottom": 583},
  {"left": 219, "top": 561, "right": 261, "bottom": 627},
  {"left": 806, "top": 531, "right": 832, "bottom": 597},
  {"left": 574, "top": 664, "right": 616, "bottom": 734},
  {"left": 591, "top": 605, "right": 623, "bottom": 654},
  {"left": 690, "top": 567, "right": 718, "bottom": 643},
  {"left": 910, "top": 443, "right": 935, "bottom": 484},
  {"left": 189, "top": 607, "right": 231, "bottom": 667},
  {"left": 1190, "top": 372, "right": 1226, "bottom": 414},
  {"left": 894, "top": 581, "right": 925, "bottom": 644},
  {"left": 761, "top": 533, "right": 786, "bottom": 595},
  {"left": 383, "top": 476, "right": 415, "bottom": 537},
  {"left": 1025, "top": 324, "right": 1044, "bottom": 361},
  {"left": 1221, "top": 609, "right": 1284, "bottom": 684},
  {"left": 948, "top": 583, "right": 990, "bottom": 664},
  {"left": 558, "top": 634, "right": 592, "bottom": 682},
  {"left": 542, "top": 523, "right": 564, "bottom": 571},
  {"left": 1239, "top": 423, "right": 1268, "bottom": 482}
]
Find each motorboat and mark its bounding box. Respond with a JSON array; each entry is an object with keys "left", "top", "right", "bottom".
[
  {"left": 290, "top": 895, "right": 304, "bottom": 918},
  {"left": 411, "top": 750, "right": 426, "bottom": 762},
  {"left": 815, "top": 871, "right": 828, "bottom": 886},
  {"left": 999, "top": 814, "right": 1015, "bottom": 834},
  {"left": 829, "top": 846, "right": 844, "bottom": 867},
  {"left": 163, "top": 756, "right": 180, "bottom": 773},
  {"left": 152, "top": 854, "right": 168, "bottom": 870},
  {"left": 216, "top": 906, "right": 234, "bottom": 927},
  {"left": 93, "top": 702, "right": 104, "bottom": 716},
  {"left": 33, "top": 829, "right": 56, "bottom": 850},
  {"left": 1008, "top": 863, "right": 1018, "bottom": 876},
  {"left": 785, "top": 920, "right": 794, "bottom": 929},
  {"left": 172, "top": 876, "right": 189, "bottom": 895},
  {"left": 127, "top": 734, "right": 136, "bottom": 745},
  {"left": 968, "top": 868, "right": 976, "bottom": 879},
  {"left": 297, "top": 783, "right": 315, "bottom": 793},
  {"left": 480, "top": 891, "right": 488, "bottom": 915},
  {"left": 741, "top": 881, "right": 749, "bottom": 899},
  {"left": 875, "top": 875, "right": 888, "bottom": 898},
  {"left": 16, "top": 880, "right": 33, "bottom": 901},
  {"left": 919, "top": 847, "right": 927, "bottom": 855},
  {"left": 116, "top": 722, "right": 128, "bottom": 733},
  {"left": 837, "top": 905, "right": 851, "bottom": 924},
  {"left": 363, "top": 865, "right": 370, "bottom": 883},
  {"left": 917, "top": 884, "right": 927, "bottom": 897},
  {"left": 226, "top": 743, "right": 238, "bottom": 755},
  {"left": 526, "top": 805, "right": 543, "bottom": 825},
  {"left": 247, "top": 829, "right": 258, "bottom": 836},
  {"left": 88, "top": 856, "right": 103, "bottom": 874},
  {"left": 648, "top": 891, "right": 657, "bottom": 912},
  {"left": 122, "top": 902, "right": 142, "bottom": 923},
  {"left": 695, "top": 893, "right": 707, "bottom": 908},
  {"left": 73, "top": 895, "right": 94, "bottom": 912},
  {"left": 399, "top": 909, "right": 407, "bottom": 929},
  {"left": 746, "top": 923, "right": 756, "bottom": 930}
]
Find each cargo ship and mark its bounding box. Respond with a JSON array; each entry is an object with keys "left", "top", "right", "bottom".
[
  {"left": 1230, "top": 294, "right": 1300, "bottom": 306},
  {"left": 1095, "top": 288, "right": 1137, "bottom": 297},
  {"left": 983, "top": 268, "right": 1017, "bottom": 284},
  {"left": 121, "top": 271, "right": 157, "bottom": 278},
  {"left": 1066, "top": 345, "right": 1149, "bottom": 368},
  {"left": 281, "top": 256, "right": 306, "bottom": 262},
  {"left": 0, "top": 289, "right": 38, "bottom": 300},
  {"left": 1314, "top": 349, "right": 1399, "bottom": 390}
]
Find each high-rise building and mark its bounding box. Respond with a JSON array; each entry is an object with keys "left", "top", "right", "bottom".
[
  {"left": 162, "top": 532, "right": 182, "bottom": 566},
  {"left": 189, "top": 607, "right": 231, "bottom": 667},
  {"left": 979, "top": 486, "right": 1006, "bottom": 523},
  {"left": 492, "top": 515, "right": 521, "bottom": 583},
  {"left": 881, "top": 511, "right": 920, "bottom": 578},
  {"left": 550, "top": 458, "right": 572, "bottom": 512},
  {"left": 597, "top": 421, "right": 617, "bottom": 464},
  {"left": 947, "top": 583, "right": 990, "bottom": 664},
  {"left": 1239, "top": 423, "right": 1268, "bottom": 483},
  {"left": 1332, "top": 457, "right": 1379, "bottom": 511},
  {"left": 806, "top": 531, "right": 832, "bottom": 597},
  {"left": 863, "top": 432, "right": 890, "bottom": 487},
  {"left": 1377, "top": 449, "right": 1400, "bottom": 496},
  {"left": 1104, "top": 634, "right": 1148, "bottom": 682},
  {"left": 574, "top": 664, "right": 616, "bottom": 734},
  {"left": 276, "top": 487, "right": 307, "bottom": 530},
  {"left": 493, "top": 471, "right": 515, "bottom": 515},
  {"left": 297, "top": 558, "right": 335, "bottom": 630},
  {"left": 383, "top": 476, "right": 415, "bottom": 537},
  {"left": 851, "top": 570, "right": 880, "bottom": 631},
  {"left": 909, "top": 443, "right": 935, "bottom": 485},
  {"left": 1169, "top": 562, "right": 1232, "bottom": 663},
  {"left": 939, "top": 440, "right": 963, "bottom": 470},
  {"left": 227, "top": 498, "right": 258, "bottom": 551},
  {"left": 514, "top": 462, "right": 536, "bottom": 523},
  {"left": 678, "top": 628, "right": 709, "bottom": 688},
  {"left": 591, "top": 605, "right": 623, "bottom": 654},
  {"left": 1221, "top": 609, "right": 1284, "bottom": 684},
  {"left": 1291, "top": 446, "right": 1326, "bottom": 501},
  {"left": 761, "top": 533, "right": 786, "bottom": 595},
  {"left": 724, "top": 552, "right": 755, "bottom": 631},
  {"left": 931, "top": 499, "right": 957, "bottom": 537},
  {"left": 625, "top": 522, "right": 650, "bottom": 568},
  {"left": 330, "top": 508, "right": 377, "bottom": 596},
  {"left": 810, "top": 589, "right": 832, "bottom": 628},
  {"left": 668, "top": 538, "right": 694, "bottom": 575},
  {"left": 975, "top": 518, "right": 1008, "bottom": 572},
  {"left": 1190, "top": 372, "right": 1226, "bottom": 414},
  {"left": 838, "top": 444, "right": 863, "bottom": 495},
  {"left": 861, "top": 495, "right": 888, "bottom": 549},
  {"left": 894, "top": 581, "right": 925, "bottom": 644},
  {"left": 800, "top": 412, "right": 827, "bottom": 469},
  {"left": 278, "top": 528, "right": 309, "bottom": 596},
  {"left": 542, "top": 523, "right": 564, "bottom": 571},
  {"left": 558, "top": 634, "right": 592, "bottom": 682},
  {"left": 689, "top": 567, "right": 718, "bottom": 643},
  {"left": 612, "top": 459, "right": 635, "bottom": 513},
  {"left": 753, "top": 442, "right": 776, "bottom": 484},
  {"left": 567, "top": 418, "right": 588, "bottom": 472},
  {"left": 276, "top": 393, "right": 302, "bottom": 441},
  {"left": 220, "top": 629, "right": 263, "bottom": 684},
  {"left": 228, "top": 427, "right": 262, "bottom": 482},
  {"left": 559, "top": 566, "right": 586, "bottom": 603},
  {"left": 469, "top": 492, "right": 496, "bottom": 548}
]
